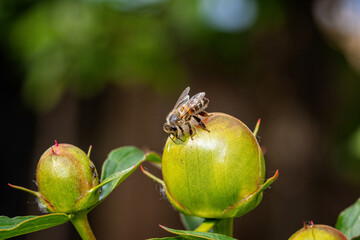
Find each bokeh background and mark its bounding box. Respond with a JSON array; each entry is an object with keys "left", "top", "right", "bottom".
[{"left": 2, "top": 0, "right": 360, "bottom": 239}]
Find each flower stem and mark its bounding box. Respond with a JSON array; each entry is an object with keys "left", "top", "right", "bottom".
[
  {"left": 213, "top": 218, "right": 233, "bottom": 237},
  {"left": 194, "top": 219, "right": 219, "bottom": 232},
  {"left": 70, "top": 211, "right": 96, "bottom": 240}
]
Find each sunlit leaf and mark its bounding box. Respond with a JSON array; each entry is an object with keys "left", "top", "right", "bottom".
[
  {"left": 99, "top": 146, "right": 146, "bottom": 202},
  {"left": 336, "top": 198, "right": 360, "bottom": 240},
  {"left": 0, "top": 213, "right": 70, "bottom": 239}
]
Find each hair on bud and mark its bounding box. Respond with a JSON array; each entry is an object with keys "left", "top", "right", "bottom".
[{"left": 36, "top": 198, "right": 49, "bottom": 213}]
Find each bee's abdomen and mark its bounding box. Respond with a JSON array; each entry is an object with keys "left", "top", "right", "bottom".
[{"left": 189, "top": 97, "right": 209, "bottom": 114}]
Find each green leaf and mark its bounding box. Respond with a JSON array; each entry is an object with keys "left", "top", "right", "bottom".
[
  {"left": 149, "top": 237, "right": 183, "bottom": 240},
  {"left": 0, "top": 213, "right": 70, "bottom": 239},
  {"left": 159, "top": 225, "right": 237, "bottom": 240},
  {"left": 336, "top": 198, "right": 360, "bottom": 240},
  {"left": 145, "top": 152, "right": 162, "bottom": 164},
  {"left": 145, "top": 152, "right": 162, "bottom": 169},
  {"left": 99, "top": 146, "right": 145, "bottom": 202},
  {"left": 82, "top": 166, "right": 137, "bottom": 212}
]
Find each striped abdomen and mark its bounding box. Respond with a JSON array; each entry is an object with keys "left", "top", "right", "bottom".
[{"left": 179, "top": 97, "right": 209, "bottom": 119}]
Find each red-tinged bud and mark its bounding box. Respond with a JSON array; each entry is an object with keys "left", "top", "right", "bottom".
[
  {"left": 289, "top": 223, "right": 347, "bottom": 240},
  {"left": 36, "top": 143, "right": 99, "bottom": 213}
]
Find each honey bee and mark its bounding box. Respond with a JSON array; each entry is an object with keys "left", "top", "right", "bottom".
[{"left": 163, "top": 87, "right": 210, "bottom": 141}]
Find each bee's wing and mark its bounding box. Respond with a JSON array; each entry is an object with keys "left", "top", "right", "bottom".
[
  {"left": 186, "top": 92, "right": 205, "bottom": 109},
  {"left": 189, "top": 92, "right": 205, "bottom": 101},
  {"left": 173, "top": 86, "right": 190, "bottom": 108}
]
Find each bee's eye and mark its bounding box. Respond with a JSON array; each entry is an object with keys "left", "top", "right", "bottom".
[
  {"left": 169, "top": 114, "right": 178, "bottom": 123},
  {"left": 163, "top": 124, "right": 177, "bottom": 133}
]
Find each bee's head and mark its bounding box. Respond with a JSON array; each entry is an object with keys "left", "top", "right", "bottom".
[
  {"left": 163, "top": 123, "right": 177, "bottom": 134},
  {"left": 168, "top": 114, "right": 178, "bottom": 124}
]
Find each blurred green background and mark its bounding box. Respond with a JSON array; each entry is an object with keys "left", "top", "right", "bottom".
[{"left": 2, "top": 0, "right": 360, "bottom": 239}]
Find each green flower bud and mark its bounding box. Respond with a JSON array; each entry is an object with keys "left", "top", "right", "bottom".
[
  {"left": 162, "top": 112, "right": 278, "bottom": 219},
  {"left": 36, "top": 142, "right": 99, "bottom": 213},
  {"left": 289, "top": 223, "right": 347, "bottom": 240}
]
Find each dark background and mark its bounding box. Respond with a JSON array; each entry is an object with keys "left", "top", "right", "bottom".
[{"left": 1, "top": 0, "right": 360, "bottom": 239}]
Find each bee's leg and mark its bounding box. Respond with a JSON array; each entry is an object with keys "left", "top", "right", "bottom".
[
  {"left": 192, "top": 115, "right": 210, "bottom": 132},
  {"left": 187, "top": 122, "right": 194, "bottom": 139},
  {"left": 199, "top": 111, "right": 209, "bottom": 117},
  {"left": 179, "top": 126, "right": 185, "bottom": 136},
  {"left": 169, "top": 134, "right": 176, "bottom": 143},
  {"left": 176, "top": 127, "right": 184, "bottom": 142}
]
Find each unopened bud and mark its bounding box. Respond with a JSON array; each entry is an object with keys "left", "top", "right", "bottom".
[
  {"left": 289, "top": 223, "right": 347, "bottom": 240},
  {"left": 36, "top": 143, "right": 99, "bottom": 213},
  {"left": 162, "top": 113, "right": 278, "bottom": 218}
]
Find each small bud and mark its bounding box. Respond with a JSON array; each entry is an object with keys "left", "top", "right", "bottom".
[
  {"left": 289, "top": 223, "right": 347, "bottom": 240},
  {"left": 162, "top": 113, "right": 278, "bottom": 218},
  {"left": 36, "top": 143, "right": 99, "bottom": 213}
]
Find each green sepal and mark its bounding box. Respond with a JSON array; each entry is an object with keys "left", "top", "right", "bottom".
[
  {"left": 164, "top": 185, "right": 192, "bottom": 216},
  {"left": 8, "top": 184, "right": 56, "bottom": 212},
  {"left": 222, "top": 170, "right": 279, "bottom": 217},
  {"left": 140, "top": 165, "right": 164, "bottom": 186},
  {"left": 253, "top": 118, "right": 261, "bottom": 137},
  {"left": 7, "top": 184, "right": 39, "bottom": 198},
  {"left": 157, "top": 225, "right": 237, "bottom": 240},
  {"left": 336, "top": 198, "right": 360, "bottom": 240},
  {"left": 0, "top": 213, "right": 70, "bottom": 239}
]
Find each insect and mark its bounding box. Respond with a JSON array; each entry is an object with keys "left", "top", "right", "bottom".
[{"left": 163, "top": 87, "right": 210, "bottom": 141}]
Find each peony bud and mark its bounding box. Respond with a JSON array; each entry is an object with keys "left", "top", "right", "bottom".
[
  {"left": 289, "top": 222, "right": 347, "bottom": 240},
  {"left": 161, "top": 112, "right": 278, "bottom": 218},
  {"left": 36, "top": 142, "right": 99, "bottom": 213}
]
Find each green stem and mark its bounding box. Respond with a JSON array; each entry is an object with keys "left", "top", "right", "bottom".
[
  {"left": 194, "top": 219, "right": 219, "bottom": 232},
  {"left": 70, "top": 211, "right": 96, "bottom": 240},
  {"left": 213, "top": 218, "right": 233, "bottom": 237}
]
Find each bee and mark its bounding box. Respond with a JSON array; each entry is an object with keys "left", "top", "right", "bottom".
[{"left": 163, "top": 87, "right": 210, "bottom": 141}]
